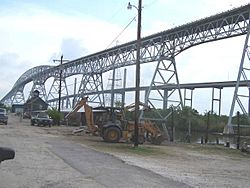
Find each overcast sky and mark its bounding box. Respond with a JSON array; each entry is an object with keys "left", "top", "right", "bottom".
[{"left": 0, "top": 0, "right": 249, "bottom": 115}]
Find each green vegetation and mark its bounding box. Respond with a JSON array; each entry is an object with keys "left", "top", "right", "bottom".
[
  {"left": 183, "top": 143, "right": 248, "bottom": 157},
  {"left": 47, "top": 107, "right": 63, "bottom": 125},
  {"left": 125, "top": 106, "right": 250, "bottom": 135},
  {"left": 91, "top": 142, "right": 166, "bottom": 156}
]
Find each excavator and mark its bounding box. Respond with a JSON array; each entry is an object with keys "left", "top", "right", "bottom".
[{"left": 66, "top": 97, "right": 165, "bottom": 144}]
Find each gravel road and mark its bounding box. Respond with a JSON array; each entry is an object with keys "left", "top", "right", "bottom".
[{"left": 0, "top": 114, "right": 188, "bottom": 188}]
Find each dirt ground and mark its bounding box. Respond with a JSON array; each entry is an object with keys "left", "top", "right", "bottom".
[
  {"left": 1, "top": 114, "right": 250, "bottom": 188},
  {"left": 0, "top": 114, "right": 106, "bottom": 188},
  {"left": 43, "top": 125, "right": 250, "bottom": 188}
]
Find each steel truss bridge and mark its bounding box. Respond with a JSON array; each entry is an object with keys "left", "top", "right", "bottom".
[{"left": 1, "top": 4, "right": 250, "bottom": 134}]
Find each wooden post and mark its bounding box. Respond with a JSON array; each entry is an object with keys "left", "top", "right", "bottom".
[
  {"left": 237, "top": 111, "right": 240, "bottom": 149},
  {"left": 171, "top": 107, "right": 174, "bottom": 142},
  {"left": 216, "top": 137, "right": 219, "bottom": 145},
  {"left": 205, "top": 111, "right": 210, "bottom": 144}
]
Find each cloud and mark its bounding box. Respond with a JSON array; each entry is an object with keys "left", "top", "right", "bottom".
[
  {"left": 0, "top": 53, "right": 30, "bottom": 98},
  {"left": 0, "top": 3, "right": 135, "bottom": 100},
  {"left": 49, "top": 38, "right": 88, "bottom": 62},
  {"left": 0, "top": 4, "right": 135, "bottom": 61},
  {"left": 60, "top": 38, "right": 88, "bottom": 60}
]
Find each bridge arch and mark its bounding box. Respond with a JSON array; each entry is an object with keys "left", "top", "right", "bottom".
[{"left": 0, "top": 4, "right": 249, "bottom": 130}]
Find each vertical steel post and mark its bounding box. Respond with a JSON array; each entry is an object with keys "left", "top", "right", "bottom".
[
  {"left": 248, "top": 87, "right": 250, "bottom": 116},
  {"left": 58, "top": 55, "right": 63, "bottom": 113},
  {"left": 172, "top": 58, "right": 184, "bottom": 108},
  {"left": 191, "top": 89, "right": 193, "bottom": 109},
  {"left": 219, "top": 88, "right": 222, "bottom": 116},
  {"left": 72, "top": 78, "right": 77, "bottom": 107},
  {"left": 122, "top": 68, "right": 127, "bottom": 108},
  {"left": 184, "top": 89, "right": 187, "bottom": 107},
  {"left": 211, "top": 88, "right": 215, "bottom": 114},
  {"left": 163, "top": 89, "right": 168, "bottom": 109},
  {"left": 111, "top": 67, "right": 116, "bottom": 108},
  {"left": 227, "top": 26, "right": 250, "bottom": 133}
]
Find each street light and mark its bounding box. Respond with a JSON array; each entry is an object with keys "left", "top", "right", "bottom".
[
  {"left": 127, "top": 0, "right": 142, "bottom": 147},
  {"left": 127, "top": 2, "right": 137, "bottom": 10}
]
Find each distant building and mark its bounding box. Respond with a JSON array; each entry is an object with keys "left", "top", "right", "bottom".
[
  {"left": 23, "top": 90, "right": 48, "bottom": 118},
  {"left": 11, "top": 104, "right": 24, "bottom": 113}
]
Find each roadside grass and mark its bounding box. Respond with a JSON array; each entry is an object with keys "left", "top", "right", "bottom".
[
  {"left": 180, "top": 143, "right": 249, "bottom": 158},
  {"left": 46, "top": 126, "right": 250, "bottom": 159},
  {"left": 91, "top": 141, "right": 250, "bottom": 159},
  {"left": 86, "top": 142, "right": 168, "bottom": 156}
]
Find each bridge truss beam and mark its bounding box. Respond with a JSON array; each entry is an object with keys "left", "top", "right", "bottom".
[{"left": 226, "top": 25, "right": 250, "bottom": 134}]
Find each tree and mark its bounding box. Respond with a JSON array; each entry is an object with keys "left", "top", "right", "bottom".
[{"left": 47, "top": 108, "right": 63, "bottom": 125}]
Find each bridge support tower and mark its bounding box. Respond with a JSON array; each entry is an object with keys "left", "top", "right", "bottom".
[{"left": 226, "top": 25, "right": 250, "bottom": 134}]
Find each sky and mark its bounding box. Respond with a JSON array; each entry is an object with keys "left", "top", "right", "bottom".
[{"left": 0, "top": 0, "right": 249, "bottom": 115}]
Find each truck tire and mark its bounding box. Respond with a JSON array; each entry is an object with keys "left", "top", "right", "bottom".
[{"left": 103, "top": 127, "right": 121, "bottom": 143}]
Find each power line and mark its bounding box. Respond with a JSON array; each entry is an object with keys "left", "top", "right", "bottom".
[
  {"left": 143, "top": 0, "right": 158, "bottom": 8},
  {"left": 106, "top": 15, "right": 136, "bottom": 49},
  {"left": 107, "top": 2, "right": 128, "bottom": 23},
  {"left": 105, "top": 0, "right": 157, "bottom": 49}
]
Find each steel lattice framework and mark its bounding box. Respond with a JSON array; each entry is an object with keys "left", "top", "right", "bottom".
[{"left": 1, "top": 4, "right": 250, "bottom": 125}]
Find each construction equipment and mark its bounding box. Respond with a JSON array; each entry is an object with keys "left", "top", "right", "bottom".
[
  {"left": 66, "top": 97, "right": 165, "bottom": 144},
  {"left": 65, "top": 97, "right": 99, "bottom": 135},
  {"left": 124, "top": 102, "right": 165, "bottom": 144}
]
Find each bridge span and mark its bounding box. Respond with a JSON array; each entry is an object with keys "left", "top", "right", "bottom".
[
  {"left": 46, "top": 80, "right": 250, "bottom": 116},
  {"left": 1, "top": 3, "right": 250, "bottom": 133}
]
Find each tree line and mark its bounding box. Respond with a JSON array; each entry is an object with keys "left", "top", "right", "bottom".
[{"left": 125, "top": 106, "right": 250, "bottom": 135}]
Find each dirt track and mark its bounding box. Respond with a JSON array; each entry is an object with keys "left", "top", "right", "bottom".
[
  {"left": 1, "top": 114, "right": 250, "bottom": 187},
  {"left": 45, "top": 126, "right": 250, "bottom": 188},
  {"left": 0, "top": 114, "right": 188, "bottom": 188}
]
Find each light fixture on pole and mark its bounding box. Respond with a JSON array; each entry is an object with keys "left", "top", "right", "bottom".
[{"left": 127, "top": 0, "right": 142, "bottom": 147}]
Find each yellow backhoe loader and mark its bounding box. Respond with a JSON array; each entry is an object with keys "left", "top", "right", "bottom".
[{"left": 66, "top": 97, "right": 165, "bottom": 144}]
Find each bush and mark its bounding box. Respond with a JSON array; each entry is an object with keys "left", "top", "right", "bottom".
[{"left": 47, "top": 108, "right": 63, "bottom": 125}]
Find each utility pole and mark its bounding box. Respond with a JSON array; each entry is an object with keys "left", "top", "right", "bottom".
[
  {"left": 128, "top": 0, "right": 142, "bottom": 147},
  {"left": 53, "top": 55, "right": 68, "bottom": 113}
]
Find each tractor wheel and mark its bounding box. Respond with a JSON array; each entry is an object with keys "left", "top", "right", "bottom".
[{"left": 103, "top": 127, "right": 121, "bottom": 143}]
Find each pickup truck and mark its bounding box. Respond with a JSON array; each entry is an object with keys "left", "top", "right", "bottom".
[
  {"left": 0, "top": 108, "right": 8, "bottom": 125},
  {"left": 31, "top": 112, "right": 52, "bottom": 127}
]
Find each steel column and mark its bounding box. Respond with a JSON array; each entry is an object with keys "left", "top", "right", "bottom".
[{"left": 226, "top": 25, "right": 250, "bottom": 134}]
